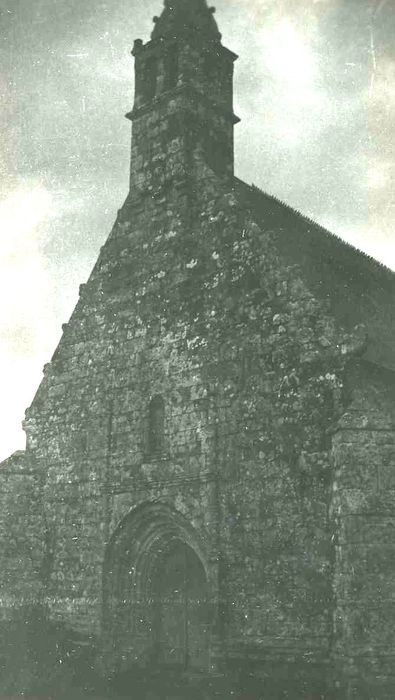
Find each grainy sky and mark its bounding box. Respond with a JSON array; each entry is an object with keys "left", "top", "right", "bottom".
[{"left": 0, "top": 0, "right": 394, "bottom": 461}]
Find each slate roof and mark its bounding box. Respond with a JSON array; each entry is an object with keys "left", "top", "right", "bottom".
[{"left": 235, "top": 178, "right": 395, "bottom": 372}]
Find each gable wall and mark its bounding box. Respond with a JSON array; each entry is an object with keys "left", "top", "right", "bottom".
[{"left": 18, "top": 179, "right": 367, "bottom": 696}]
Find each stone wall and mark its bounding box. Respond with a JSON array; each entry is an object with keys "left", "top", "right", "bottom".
[
  {"left": 331, "top": 361, "right": 395, "bottom": 699},
  {"left": 1, "top": 180, "right": 394, "bottom": 698},
  {"left": 20, "top": 177, "right": 369, "bottom": 697},
  {"left": 0, "top": 451, "right": 43, "bottom": 611}
]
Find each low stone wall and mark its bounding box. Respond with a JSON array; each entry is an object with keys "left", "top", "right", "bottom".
[{"left": 0, "top": 451, "right": 43, "bottom": 609}]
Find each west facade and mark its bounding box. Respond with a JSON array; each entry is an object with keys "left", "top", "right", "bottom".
[{"left": 1, "top": 1, "right": 395, "bottom": 698}]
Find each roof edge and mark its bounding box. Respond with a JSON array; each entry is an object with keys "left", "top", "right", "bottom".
[{"left": 234, "top": 177, "right": 395, "bottom": 279}]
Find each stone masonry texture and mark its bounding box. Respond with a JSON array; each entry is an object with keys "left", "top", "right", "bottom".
[{"left": 1, "top": 1, "right": 395, "bottom": 698}]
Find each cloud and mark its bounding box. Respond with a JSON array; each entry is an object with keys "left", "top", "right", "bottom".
[
  {"left": 327, "top": 220, "right": 395, "bottom": 270},
  {"left": 365, "top": 159, "right": 392, "bottom": 191},
  {"left": 259, "top": 18, "right": 317, "bottom": 86},
  {"left": 0, "top": 183, "right": 58, "bottom": 461}
]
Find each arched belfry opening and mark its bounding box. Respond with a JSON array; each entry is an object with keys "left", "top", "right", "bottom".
[{"left": 103, "top": 503, "right": 212, "bottom": 673}]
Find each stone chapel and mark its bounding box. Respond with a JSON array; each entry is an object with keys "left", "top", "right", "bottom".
[{"left": 1, "top": 1, "right": 395, "bottom": 698}]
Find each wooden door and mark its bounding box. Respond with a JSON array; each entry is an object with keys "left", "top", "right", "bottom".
[{"left": 153, "top": 541, "right": 209, "bottom": 670}]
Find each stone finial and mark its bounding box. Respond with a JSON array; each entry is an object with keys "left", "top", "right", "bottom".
[
  {"left": 151, "top": 0, "right": 221, "bottom": 41},
  {"left": 132, "top": 38, "right": 143, "bottom": 55}
]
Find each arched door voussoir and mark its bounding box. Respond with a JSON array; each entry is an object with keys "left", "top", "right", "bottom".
[{"left": 103, "top": 502, "right": 212, "bottom": 673}]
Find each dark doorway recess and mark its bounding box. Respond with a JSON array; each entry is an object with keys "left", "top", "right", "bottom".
[
  {"left": 151, "top": 540, "right": 209, "bottom": 671},
  {"left": 103, "top": 503, "right": 213, "bottom": 676}
]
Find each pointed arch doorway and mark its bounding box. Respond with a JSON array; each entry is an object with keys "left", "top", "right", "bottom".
[
  {"left": 103, "top": 503, "right": 212, "bottom": 673},
  {"left": 150, "top": 539, "right": 209, "bottom": 669}
]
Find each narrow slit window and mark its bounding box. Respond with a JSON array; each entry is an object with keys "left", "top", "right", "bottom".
[
  {"left": 164, "top": 46, "right": 179, "bottom": 90},
  {"left": 142, "top": 57, "right": 158, "bottom": 102},
  {"left": 148, "top": 395, "right": 165, "bottom": 455}
]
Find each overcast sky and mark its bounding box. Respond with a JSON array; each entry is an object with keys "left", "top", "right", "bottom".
[{"left": 0, "top": 0, "right": 394, "bottom": 461}]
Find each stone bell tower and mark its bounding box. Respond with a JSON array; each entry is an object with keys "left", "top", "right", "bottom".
[{"left": 127, "top": 0, "right": 239, "bottom": 198}]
